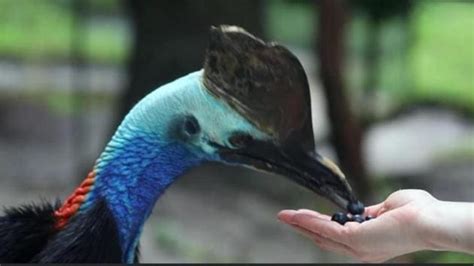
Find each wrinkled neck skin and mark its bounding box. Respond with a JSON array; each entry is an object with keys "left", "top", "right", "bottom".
[{"left": 83, "top": 71, "right": 206, "bottom": 263}]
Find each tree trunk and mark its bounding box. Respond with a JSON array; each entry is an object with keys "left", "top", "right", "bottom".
[
  {"left": 118, "top": 0, "right": 263, "bottom": 129},
  {"left": 316, "top": 0, "right": 372, "bottom": 201}
]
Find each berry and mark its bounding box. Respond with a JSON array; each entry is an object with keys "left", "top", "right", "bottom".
[
  {"left": 347, "top": 201, "right": 365, "bottom": 215},
  {"left": 351, "top": 214, "right": 365, "bottom": 223},
  {"left": 331, "top": 212, "right": 348, "bottom": 225},
  {"left": 365, "top": 215, "right": 374, "bottom": 221}
]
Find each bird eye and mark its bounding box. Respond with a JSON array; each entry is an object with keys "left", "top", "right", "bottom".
[
  {"left": 228, "top": 133, "right": 253, "bottom": 149},
  {"left": 182, "top": 115, "right": 200, "bottom": 136}
]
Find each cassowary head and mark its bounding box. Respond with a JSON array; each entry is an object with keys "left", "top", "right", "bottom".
[{"left": 120, "top": 25, "right": 357, "bottom": 209}]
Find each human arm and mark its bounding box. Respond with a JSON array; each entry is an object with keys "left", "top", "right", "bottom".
[{"left": 277, "top": 189, "right": 474, "bottom": 262}]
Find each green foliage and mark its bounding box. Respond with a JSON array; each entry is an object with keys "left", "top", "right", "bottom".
[
  {"left": 0, "top": 0, "right": 72, "bottom": 60},
  {"left": 346, "top": 1, "right": 474, "bottom": 116},
  {"left": 0, "top": 0, "right": 128, "bottom": 64},
  {"left": 265, "top": 0, "right": 315, "bottom": 47},
  {"left": 409, "top": 2, "right": 474, "bottom": 112},
  {"left": 81, "top": 19, "right": 131, "bottom": 64}
]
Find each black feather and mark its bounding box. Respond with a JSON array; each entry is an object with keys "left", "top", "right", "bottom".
[
  {"left": 0, "top": 201, "right": 58, "bottom": 262},
  {"left": 0, "top": 197, "right": 140, "bottom": 263},
  {"left": 33, "top": 197, "right": 123, "bottom": 262}
]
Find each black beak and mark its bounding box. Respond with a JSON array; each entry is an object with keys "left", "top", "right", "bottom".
[{"left": 217, "top": 139, "right": 357, "bottom": 210}]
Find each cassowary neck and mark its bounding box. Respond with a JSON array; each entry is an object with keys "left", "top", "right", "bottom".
[
  {"left": 89, "top": 126, "right": 200, "bottom": 262},
  {"left": 55, "top": 71, "right": 207, "bottom": 263}
]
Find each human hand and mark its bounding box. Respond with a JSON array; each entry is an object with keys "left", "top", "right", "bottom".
[{"left": 277, "top": 189, "right": 439, "bottom": 262}]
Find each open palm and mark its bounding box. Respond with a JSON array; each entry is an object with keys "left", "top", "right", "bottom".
[{"left": 278, "top": 190, "right": 439, "bottom": 262}]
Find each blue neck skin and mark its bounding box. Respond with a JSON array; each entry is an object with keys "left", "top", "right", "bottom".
[
  {"left": 81, "top": 72, "right": 207, "bottom": 263},
  {"left": 85, "top": 127, "right": 202, "bottom": 263},
  {"left": 77, "top": 70, "right": 267, "bottom": 263}
]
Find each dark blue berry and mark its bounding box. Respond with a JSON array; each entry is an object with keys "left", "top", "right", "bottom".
[
  {"left": 351, "top": 214, "right": 365, "bottom": 223},
  {"left": 345, "top": 213, "right": 352, "bottom": 220},
  {"left": 331, "top": 212, "right": 348, "bottom": 225},
  {"left": 347, "top": 201, "right": 365, "bottom": 215},
  {"left": 365, "top": 215, "right": 374, "bottom": 221}
]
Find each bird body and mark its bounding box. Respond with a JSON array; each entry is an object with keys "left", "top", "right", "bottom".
[{"left": 0, "top": 26, "right": 358, "bottom": 263}]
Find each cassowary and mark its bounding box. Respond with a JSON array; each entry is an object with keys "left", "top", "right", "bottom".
[{"left": 0, "top": 25, "right": 359, "bottom": 263}]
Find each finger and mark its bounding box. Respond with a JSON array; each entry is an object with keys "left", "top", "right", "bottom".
[
  {"left": 364, "top": 202, "right": 384, "bottom": 217},
  {"left": 279, "top": 209, "right": 334, "bottom": 229},
  {"left": 296, "top": 209, "right": 332, "bottom": 220},
  {"left": 292, "top": 213, "right": 350, "bottom": 245},
  {"left": 278, "top": 209, "right": 330, "bottom": 222},
  {"left": 277, "top": 210, "right": 297, "bottom": 224}
]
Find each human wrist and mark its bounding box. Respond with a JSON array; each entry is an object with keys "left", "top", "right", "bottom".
[
  {"left": 415, "top": 198, "right": 447, "bottom": 251},
  {"left": 417, "top": 199, "right": 474, "bottom": 253}
]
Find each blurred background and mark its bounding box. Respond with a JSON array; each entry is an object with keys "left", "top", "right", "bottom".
[{"left": 0, "top": 0, "right": 473, "bottom": 263}]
